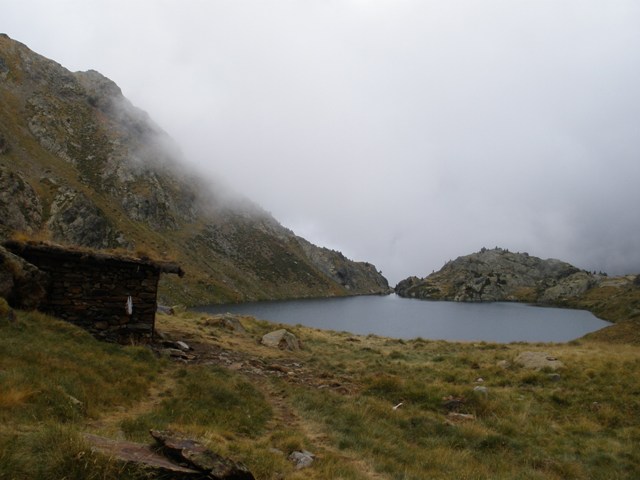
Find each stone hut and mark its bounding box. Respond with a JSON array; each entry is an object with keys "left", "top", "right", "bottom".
[{"left": 3, "top": 240, "right": 183, "bottom": 342}]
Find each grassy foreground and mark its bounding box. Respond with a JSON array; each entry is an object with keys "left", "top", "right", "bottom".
[{"left": 1, "top": 308, "right": 639, "bottom": 479}]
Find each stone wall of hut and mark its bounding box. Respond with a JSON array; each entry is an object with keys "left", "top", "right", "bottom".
[{"left": 5, "top": 245, "right": 162, "bottom": 342}]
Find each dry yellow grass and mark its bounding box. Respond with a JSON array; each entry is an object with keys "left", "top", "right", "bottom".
[
  {"left": 0, "top": 387, "right": 36, "bottom": 409},
  {"left": 1, "top": 307, "right": 639, "bottom": 479},
  {"left": 151, "top": 312, "right": 640, "bottom": 479}
]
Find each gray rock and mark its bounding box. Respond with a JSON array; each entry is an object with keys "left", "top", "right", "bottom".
[
  {"left": 160, "top": 348, "right": 194, "bottom": 361},
  {"left": 157, "top": 304, "right": 175, "bottom": 315},
  {"left": 59, "top": 389, "right": 84, "bottom": 412},
  {"left": 261, "top": 329, "right": 300, "bottom": 350},
  {"left": 547, "top": 373, "right": 562, "bottom": 382},
  {"left": 514, "top": 351, "right": 564, "bottom": 371},
  {"left": 473, "top": 386, "right": 489, "bottom": 396},
  {"left": 84, "top": 433, "right": 203, "bottom": 479},
  {"left": 496, "top": 360, "right": 510, "bottom": 369},
  {"left": 150, "top": 429, "right": 255, "bottom": 479},
  {"left": 0, "top": 245, "right": 48, "bottom": 309},
  {"left": 176, "top": 341, "right": 190, "bottom": 351},
  {"left": 0, "top": 166, "right": 43, "bottom": 236},
  {"left": 447, "top": 412, "right": 475, "bottom": 422},
  {"left": 297, "top": 237, "right": 391, "bottom": 294},
  {"left": 46, "top": 187, "right": 121, "bottom": 249},
  {"left": 206, "top": 314, "right": 246, "bottom": 333},
  {"left": 288, "top": 450, "right": 315, "bottom": 470},
  {"left": 539, "top": 271, "right": 598, "bottom": 303}
]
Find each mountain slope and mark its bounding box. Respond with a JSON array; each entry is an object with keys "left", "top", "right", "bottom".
[{"left": 0, "top": 34, "right": 389, "bottom": 305}]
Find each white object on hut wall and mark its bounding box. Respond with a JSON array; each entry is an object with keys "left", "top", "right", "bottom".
[{"left": 126, "top": 295, "right": 133, "bottom": 315}]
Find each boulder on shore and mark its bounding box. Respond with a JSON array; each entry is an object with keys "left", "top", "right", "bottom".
[{"left": 261, "top": 329, "right": 300, "bottom": 350}]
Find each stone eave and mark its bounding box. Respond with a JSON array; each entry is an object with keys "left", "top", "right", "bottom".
[{"left": 3, "top": 240, "right": 184, "bottom": 277}]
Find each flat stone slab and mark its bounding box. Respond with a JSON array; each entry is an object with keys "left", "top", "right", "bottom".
[
  {"left": 514, "top": 351, "right": 564, "bottom": 370},
  {"left": 151, "top": 430, "right": 255, "bottom": 479},
  {"left": 83, "top": 433, "right": 203, "bottom": 477}
]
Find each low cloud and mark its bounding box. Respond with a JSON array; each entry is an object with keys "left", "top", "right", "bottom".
[{"left": 3, "top": 0, "right": 640, "bottom": 283}]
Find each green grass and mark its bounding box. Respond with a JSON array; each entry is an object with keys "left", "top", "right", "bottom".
[
  {"left": 284, "top": 336, "right": 640, "bottom": 479},
  {"left": 0, "top": 425, "right": 151, "bottom": 480},
  {"left": 0, "top": 311, "right": 160, "bottom": 423},
  {"left": 120, "top": 365, "right": 272, "bottom": 442},
  {"left": 0, "top": 311, "right": 164, "bottom": 479},
  {"left": 2, "top": 308, "right": 640, "bottom": 479}
]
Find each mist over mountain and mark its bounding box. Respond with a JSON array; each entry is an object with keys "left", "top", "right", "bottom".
[
  {"left": 0, "top": 34, "right": 389, "bottom": 304},
  {"left": 3, "top": 2, "right": 640, "bottom": 283}
]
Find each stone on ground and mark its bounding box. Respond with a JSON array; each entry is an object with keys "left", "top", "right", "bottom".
[
  {"left": 515, "top": 351, "right": 564, "bottom": 370},
  {"left": 261, "top": 329, "right": 300, "bottom": 350},
  {"left": 150, "top": 429, "right": 255, "bottom": 479}
]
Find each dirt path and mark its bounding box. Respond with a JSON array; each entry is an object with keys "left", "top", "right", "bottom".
[
  {"left": 251, "top": 372, "right": 389, "bottom": 480},
  {"left": 145, "top": 318, "right": 390, "bottom": 478},
  {"left": 85, "top": 371, "right": 177, "bottom": 437}
]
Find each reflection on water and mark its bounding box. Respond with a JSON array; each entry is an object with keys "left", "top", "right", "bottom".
[{"left": 195, "top": 294, "right": 611, "bottom": 343}]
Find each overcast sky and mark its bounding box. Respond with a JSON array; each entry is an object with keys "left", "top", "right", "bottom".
[{"left": 3, "top": 0, "right": 640, "bottom": 283}]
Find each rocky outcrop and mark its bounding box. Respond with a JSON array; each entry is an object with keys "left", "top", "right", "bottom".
[
  {"left": 0, "top": 245, "right": 48, "bottom": 309},
  {"left": 0, "top": 34, "right": 389, "bottom": 305},
  {"left": 0, "top": 167, "right": 43, "bottom": 237},
  {"left": 396, "top": 248, "right": 599, "bottom": 303},
  {"left": 539, "top": 271, "right": 598, "bottom": 303},
  {"left": 150, "top": 430, "right": 255, "bottom": 479},
  {"left": 46, "top": 187, "right": 124, "bottom": 249},
  {"left": 85, "top": 431, "right": 255, "bottom": 479},
  {"left": 298, "top": 237, "right": 391, "bottom": 294}
]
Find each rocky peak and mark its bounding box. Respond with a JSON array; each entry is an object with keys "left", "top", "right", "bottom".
[
  {"left": 396, "top": 248, "right": 597, "bottom": 303},
  {"left": 74, "top": 69, "right": 123, "bottom": 102},
  {"left": 441, "top": 248, "right": 579, "bottom": 282}
]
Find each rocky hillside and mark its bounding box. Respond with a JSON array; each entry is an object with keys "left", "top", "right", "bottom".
[
  {"left": 0, "top": 34, "right": 389, "bottom": 305},
  {"left": 395, "top": 247, "right": 601, "bottom": 303}
]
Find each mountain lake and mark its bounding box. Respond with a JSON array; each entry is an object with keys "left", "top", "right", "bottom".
[{"left": 196, "top": 294, "right": 611, "bottom": 343}]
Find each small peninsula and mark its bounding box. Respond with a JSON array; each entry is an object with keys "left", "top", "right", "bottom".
[{"left": 396, "top": 247, "right": 640, "bottom": 340}]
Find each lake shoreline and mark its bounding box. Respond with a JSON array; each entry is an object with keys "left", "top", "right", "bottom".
[{"left": 194, "top": 294, "right": 611, "bottom": 344}]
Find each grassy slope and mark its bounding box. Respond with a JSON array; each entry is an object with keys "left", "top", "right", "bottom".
[
  {"left": 557, "top": 279, "right": 640, "bottom": 345},
  {"left": 2, "top": 308, "right": 639, "bottom": 479}
]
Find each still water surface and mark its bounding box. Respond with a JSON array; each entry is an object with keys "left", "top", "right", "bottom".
[{"left": 197, "top": 294, "right": 611, "bottom": 343}]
